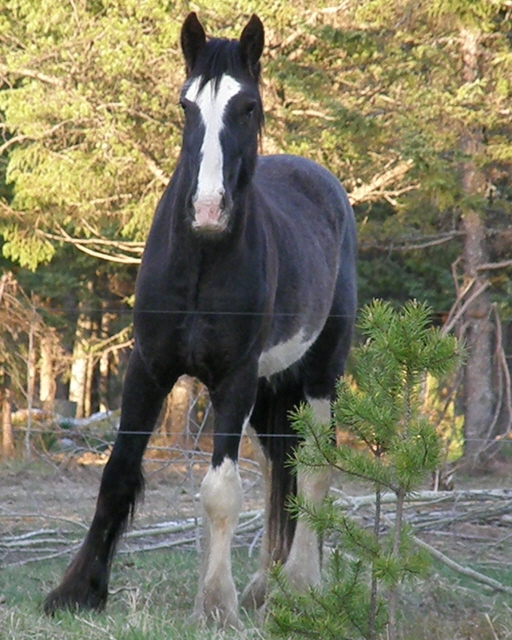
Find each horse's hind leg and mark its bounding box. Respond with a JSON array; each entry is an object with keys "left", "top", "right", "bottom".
[
  {"left": 241, "top": 396, "right": 331, "bottom": 609},
  {"left": 241, "top": 379, "right": 302, "bottom": 610},
  {"left": 44, "top": 347, "right": 172, "bottom": 614},
  {"left": 240, "top": 425, "right": 272, "bottom": 609},
  {"left": 282, "top": 297, "right": 355, "bottom": 591},
  {"left": 282, "top": 396, "right": 331, "bottom": 590}
]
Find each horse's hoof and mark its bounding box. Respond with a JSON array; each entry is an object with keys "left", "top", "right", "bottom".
[
  {"left": 241, "top": 572, "right": 268, "bottom": 610},
  {"left": 193, "top": 594, "right": 242, "bottom": 630},
  {"left": 190, "top": 607, "right": 242, "bottom": 631},
  {"left": 43, "top": 584, "right": 107, "bottom": 616}
]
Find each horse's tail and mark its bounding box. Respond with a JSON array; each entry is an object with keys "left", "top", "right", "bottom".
[{"left": 250, "top": 377, "right": 303, "bottom": 564}]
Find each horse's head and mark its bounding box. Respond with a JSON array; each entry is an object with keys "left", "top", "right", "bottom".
[{"left": 179, "top": 13, "right": 264, "bottom": 235}]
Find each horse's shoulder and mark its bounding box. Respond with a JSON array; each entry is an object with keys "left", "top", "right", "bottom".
[
  {"left": 254, "top": 154, "right": 351, "bottom": 221},
  {"left": 257, "top": 153, "right": 332, "bottom": 176},
  {"left": 256, "top": 154, "right": 345, "bottom": 194}
]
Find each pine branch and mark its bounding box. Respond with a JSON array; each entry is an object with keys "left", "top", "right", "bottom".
[
  {"left": 0, "top": 63, "right": 64, "bottom": 87},
  {"left": 39, "top": 228, "right": 142, "bottom": 264},
  {"left": 348, "top": 159, "right": 414, "bottom": 205}
]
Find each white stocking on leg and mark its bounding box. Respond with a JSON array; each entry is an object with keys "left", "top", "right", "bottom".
[
  {"left": 283, "top": 397, "right": 331, "bottom": 590},
  {"left": 282, "top": 467, "right": 330, "bottom": 589},
  {"left": 241, "top": 425, "right": 271, "bottom": 608},
  {"left": 194, "top": 457, "right": 243, "bottom": 628}
]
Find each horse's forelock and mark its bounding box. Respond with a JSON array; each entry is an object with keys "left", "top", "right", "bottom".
[
  {"left": 192, "top": 38, "right": 261, "bottom": 92},
  {"left": 185, "top": 38, "right": 264, "bottom": 136}
]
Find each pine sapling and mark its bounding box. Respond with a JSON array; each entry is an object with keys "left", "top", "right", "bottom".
[{"left": 267, "top": 300, "right": 461, "bottom": 640}]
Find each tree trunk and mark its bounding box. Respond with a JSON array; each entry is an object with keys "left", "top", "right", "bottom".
[
  {"left": 25, "top": 304, "right": 37, "bottom": 459},
  {"left": 461, "top": 212, "right": 494, "bottom": 465},
  {"left": 39, "top": 332, "right": 57, "bottom": 410},
  {"left": 84, "top": 353, "right": 95, "bottom": 418},
  {"left": 99, "top": 350, "right": 110, "bottom": 413},
  {"left": 2, "top": 387, "right": 14, "bottom": 458},
  {"left": 69, "top": 312, "right": 91, "bottom": 419},
  {"left": 459, "top": 27, "right": 495, "bottom": 469},
  {"left": 161, "top": 375, "right": 194, "bottom": 445},
  {"left": 98, "top": 310, "right": 111, "bottom": 412}
]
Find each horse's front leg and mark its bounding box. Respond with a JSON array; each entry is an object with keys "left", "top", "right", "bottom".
[
  {"left": 44, "top": 347, "right": 174, "bottom": 614},
  {"left": 193, "top": 367, "right": 257, "bottom": 629}
]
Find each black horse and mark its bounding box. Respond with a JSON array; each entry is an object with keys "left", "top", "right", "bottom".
[{"left": 44, "top": 13, "right": 357, "bottom": 628}]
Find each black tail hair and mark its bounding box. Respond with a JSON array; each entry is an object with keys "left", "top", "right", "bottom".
[{"left": 250, "top": 376, "right": 304, "bottom": 563}]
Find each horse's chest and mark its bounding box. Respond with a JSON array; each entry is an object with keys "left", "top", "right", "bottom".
[
  {"left": 176, "top": 312, "right": 245, "bottom": 378},
  {"left": 182, "top": 314, "right": 216, "bottom": 357}
]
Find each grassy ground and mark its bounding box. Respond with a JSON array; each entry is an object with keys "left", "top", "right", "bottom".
[
  {"left": 2, "top": 460, "right": 512, "bottom": 639},
  {"left": 2, "top": 548, "right": 512, "bottom": 640},
  {"left": 397, "top": 570, "right": 512, "bottom": 640},
  {"left": 0, "top": 549, "right": 263, "bottom": 639}
]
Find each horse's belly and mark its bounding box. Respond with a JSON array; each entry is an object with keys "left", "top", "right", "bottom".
[{"left": 258, "top": 329, "right": 319, "bottom": 379}]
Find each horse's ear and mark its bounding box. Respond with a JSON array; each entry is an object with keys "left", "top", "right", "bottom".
[
  {"left": 240, "top": 14, "right": 264, "bottom": 80},
  {"left": 181, "top": 12, "right": 206, "bottom": 76}
]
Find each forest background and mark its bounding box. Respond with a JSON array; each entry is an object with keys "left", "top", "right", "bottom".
[{"left": 0, "top": 0, "right": 511, "bottom": 472}]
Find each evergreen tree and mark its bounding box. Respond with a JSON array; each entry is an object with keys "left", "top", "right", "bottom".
[
  {"left": 1, "top": 1, "right": 510, "bottom": 442},
  {"left": 267, "top": 301, "right": 461, "bottom": 640}
]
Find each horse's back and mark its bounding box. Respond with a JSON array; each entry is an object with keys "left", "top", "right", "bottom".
[{"left": 255, "top": 154, "right": 353, "bottom": 234}]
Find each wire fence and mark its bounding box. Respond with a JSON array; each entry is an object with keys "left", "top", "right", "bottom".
[
  {"left": 0, "top": 397, "right": 267, "bottom": 569},
  {"left": 3, "top": 378, "right": 512, "bottom": 615}
]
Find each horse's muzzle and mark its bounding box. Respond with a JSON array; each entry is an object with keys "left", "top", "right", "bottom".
[{"left": 191, "top": 191, "right": 231, "bottom": 233}]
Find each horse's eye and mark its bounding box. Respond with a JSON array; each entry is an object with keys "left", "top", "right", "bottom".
[
  {"left": 179, "top": 99, "right": 190, "bottom": 113},
  {"left": 244, "top": 101, "right": 257, "bottom": 117}
]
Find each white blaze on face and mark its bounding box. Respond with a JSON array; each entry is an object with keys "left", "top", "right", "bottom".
[{"left": 185, "top": 75, "right": 242, "bottom": 230}]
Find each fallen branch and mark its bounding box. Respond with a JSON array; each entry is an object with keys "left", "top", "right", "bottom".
[
  {"left": 119, "top": 537, "right": 197, "bottom": 554},
  {"left": 0, "top": 512, "right": 89, "bottom": 530},
  {"left": 0, "top": 510, "right": 264, "bottom": 564},
  {"left": 120, "top": 517, "right": 264, "bottom": 555},
  {"left": 413, "top": 500, "right": 512, "bottom": 532},
  {"left": 333, "top": 488, "right": 512, "bottom": 510},
  {"left": 0, "top": 537, "right": 73, "bottom": 548},
  {"left": 123, "top": 509, "right": 262, "bottom": 541},
  {"left": 413, "top": 535, "right": 512, "bottom": 595},
  {"left": 3, "top": 544, "right": 82, "bottom": 567},
  {"left": 1, "top": 528, "right": 60, "bottom": 541}
]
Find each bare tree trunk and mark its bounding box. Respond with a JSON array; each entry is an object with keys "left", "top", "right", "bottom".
[
  {"left": 25, "top": 303, "right": 37, "bottom": 459},
  {"left": 84, "top": 353, "right": 95, "bottom": 418},
  {"left": 160, "top": 375, "right": 194, "bottom": 445},
  {"left": 2, "top": 387, "right": 14, "bottom": 458},
  {"left": 99, "top": 351, "right": 110, "bottom": 413},
  {"left": 459, "top": 28, "right": 495, "bottom": 469},
  {"left": 461, "top": 213, "right": 494, "bottom": 464},
  {"left": 98, "top": 310, "right": 111, "bottom": 412},
  {"left": 39, "top": 332, "right": 57, "bottom": 411},
  {"left": 69, "top": 313, "right": 91, "bottom": 419}
]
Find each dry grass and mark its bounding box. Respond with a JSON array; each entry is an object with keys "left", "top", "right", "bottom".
[
  {"left": 397, "top": 574, "right": 512, "bottom": 640},
  {"left": 0, "top": 549, "right": 264, "bottom": 639},
  {"left": 2, "top": 460, "right": 512, "bottom": 639}
]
